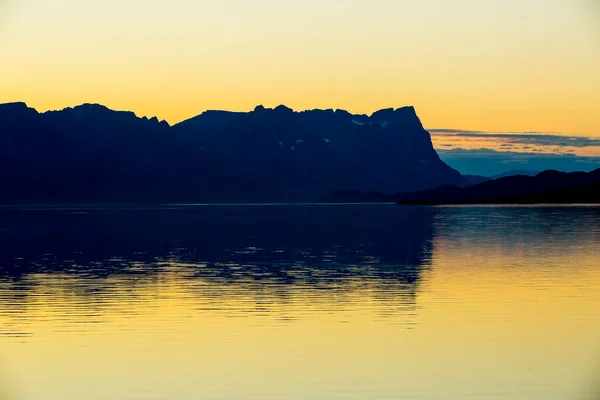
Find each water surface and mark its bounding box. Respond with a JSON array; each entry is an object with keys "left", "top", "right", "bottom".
[{"left": 0, "top": 205, "right": 599, "bottom": 400}]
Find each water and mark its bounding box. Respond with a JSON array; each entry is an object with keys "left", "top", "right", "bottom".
[{"left": 0, "top": 204, "right": 599, "bottom": 400}]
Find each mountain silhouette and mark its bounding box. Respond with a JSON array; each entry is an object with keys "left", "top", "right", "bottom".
[
  {"left": 398, "top": 169, "right": 600, "bottom": 204},
  {"left": 0, "top": 102, "right": 465, "bottom": 204},
  {"left": 489, "top": 170, "right": 541, "bottom": 180},
  {"left": 0, "top": 205, "right": 436, "bottom": 287},
  {"left": 462, "top": 174, "right": 491, "bottom": 186}
]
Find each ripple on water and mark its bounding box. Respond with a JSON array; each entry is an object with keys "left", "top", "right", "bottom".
[{"left": 0, "top": 205, "right": 599, "bottom": 400}]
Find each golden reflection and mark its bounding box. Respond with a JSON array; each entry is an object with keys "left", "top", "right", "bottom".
[{"left": 0, "top": 206, "right": 599, "bottom": 399}]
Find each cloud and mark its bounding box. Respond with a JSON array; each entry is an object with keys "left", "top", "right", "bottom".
[
  {"left": 429, "top": 129, "right": 483, "bottom": 134},
  {"left": 437, "top": 148, "right": 600, "bottom": 176},
  {"left": 430, "top": 129, "right": 600, "bottom": 148}
]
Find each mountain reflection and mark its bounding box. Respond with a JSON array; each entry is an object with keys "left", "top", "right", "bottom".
[
  {"left": 0, "top": 205, "right": 437, "bottom": 311},
  {"left": 2, "top": 205, "right": 600, "bottom": 400}
]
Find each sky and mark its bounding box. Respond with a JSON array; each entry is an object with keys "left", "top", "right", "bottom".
[
  {"left": 431, "top": 128, "right": 600, "bottom": 175},
  {"left": 1, "top": 0, "right": 599, "bottom": 137}
]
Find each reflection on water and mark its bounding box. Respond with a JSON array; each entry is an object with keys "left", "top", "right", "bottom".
[{"left": 0, "top": 205, "right": 599, "bottom": 400}]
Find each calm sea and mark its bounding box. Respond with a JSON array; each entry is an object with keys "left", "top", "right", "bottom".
[{"left": 0, "top": 205, "right": 599, "bottom": 400}]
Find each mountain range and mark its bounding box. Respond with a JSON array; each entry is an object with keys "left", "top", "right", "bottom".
[
  {"left": 398, "top": 169, "right": 600, "bottom": 205},
  {"left": 0, "top": 102, "right": 466, "bottom": 204}
]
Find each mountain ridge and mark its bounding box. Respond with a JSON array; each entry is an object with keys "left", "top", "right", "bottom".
[
  {"left": 398, "top": 169, "right": 600, "bottom": 205},
  {"left": 2, "top": 102, "right": 421, "bottom": 127},
  {"left": 0, "top": 101, "right": 465, "bottom": 204},
  {"left": 327, "top": 169, "right": 600, "bottom": 204}
]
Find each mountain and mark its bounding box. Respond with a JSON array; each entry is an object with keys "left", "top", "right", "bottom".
[
  {"left": 490, "top": 170, "right": 540, "bottom": 180},
  {"left": 0, "top": 102, "right": 177, "bottom": 203},
  {"left": 0, "top": 102, "right": 465, "bottom": 204},
  {"left": 463, "top": 174, "right": 491, "bottom": 186},
  {"left": 398, "top": 169, "right": 600, "bottom": 205}
]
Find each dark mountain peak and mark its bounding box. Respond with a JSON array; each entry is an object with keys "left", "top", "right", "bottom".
[
  {"left": 395, "top": 105, "right": 416, "bottom": 113},
  {"left": 173, "top": 109, "right": 242, "bottom": 130},
  {"left": 390, "top": 106, "right": 421, "bottom": 124},
  {"left": 274, "top": 104, "right": 294, "bottom": 113},
  {"left": 490, "top": 170, "right": 541, "bottom": 179},
  {"left": 394, "top": 106, "right": 420, "bottom": 122},
  {"left": 304, "top": 108, "right": 335, "bottom": 115},
  {"left": 36, "top": 103, "right": 171, "bottom": 130},
  {"left": 48, "top": 103, "right": 137, "bottom": 120},
  {"left": 334, "top": 108, "right": 352, "bottom": 120},
  {"left": 370, "top": 107, "right": 395, "bottom": 120},
  {"left": 463, "top": 174, "right": 491, "bottom": 186},
  {"left": 149, "top": 116, "right": 170, "bottom": 127},
  {"left": 73, "top": 103, "right": 111, "bottom": 112},
  {"left": 0, "top": 101, "right": 34, "bottom": 111},
  {"left": 535, "top": 169, "right": 563, "bottom": 178},
  {"left": 0, "top": 102, "right": 39, "bottom": 119},
  {"left": 253, "top": 105, "right": 266, "bottom": 112},
  {"left": 368, "top": 106, "right": 423, "bottom": 130},
  {"left": 60, "top": 103, "right": 114, "bottom": 116},
  {"left": 204, "top": 109, "right": 240, "bottom": 115}
]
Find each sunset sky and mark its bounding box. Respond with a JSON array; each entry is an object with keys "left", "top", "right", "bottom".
[{"left": 1, "top": 0, "right": 599, "bottom": 137}]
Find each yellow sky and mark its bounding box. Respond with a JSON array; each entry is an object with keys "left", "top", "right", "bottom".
[{"left": 1, "top": 0, "right": 599, "bottom": 134}]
